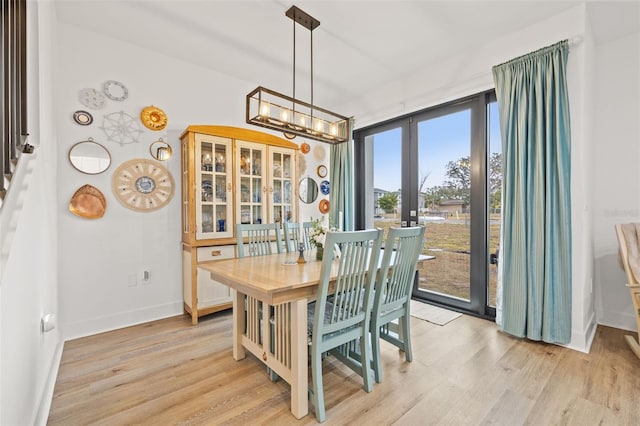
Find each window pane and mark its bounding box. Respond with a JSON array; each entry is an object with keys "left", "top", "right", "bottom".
[
  {"left": 417, "top": 109, "right": 471, "bottom": 302},
  {"left": 369, "top": 127, "right": 402, "bottom": 239}
]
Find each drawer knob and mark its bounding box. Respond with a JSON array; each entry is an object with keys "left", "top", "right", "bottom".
[{"left": 211, "top": 250, "right": 222, "bottom": 256}]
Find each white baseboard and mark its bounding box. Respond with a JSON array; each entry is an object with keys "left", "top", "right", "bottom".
[
  {"left": 596, "top": 308, "right": 637, "bottom": 332},
  {"left": 563, "top": 311, "right": 598, "bottom": 353},
  {"left": 63, "top": 301, "right": 184, "bottom": 341},
  {"left": 34, "top": 340, "right": 64, "bottom": 426}
]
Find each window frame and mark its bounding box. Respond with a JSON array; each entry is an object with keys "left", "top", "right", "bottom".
[{"left": 353, "top": 90, "right": 497, "bottom": 319}]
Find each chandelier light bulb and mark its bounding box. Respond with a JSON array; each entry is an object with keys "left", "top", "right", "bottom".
[
  {"left": 280, "top": 108, "right": 290, "bottom": 123},
  {"left": 259, "top": 101, "right": 271, "bottom": 117}
]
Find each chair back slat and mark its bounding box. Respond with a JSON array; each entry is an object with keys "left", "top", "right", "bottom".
[
  {"left": 236, "top": 223, "right": 282, "bottom": 258},
  {"left": 283, "top": 221, "right": 313, "bottom": 252}
]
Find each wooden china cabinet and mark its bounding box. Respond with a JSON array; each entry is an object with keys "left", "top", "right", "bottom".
[{"left": 180, "top": 125, "right": 298, "bottom": 324}]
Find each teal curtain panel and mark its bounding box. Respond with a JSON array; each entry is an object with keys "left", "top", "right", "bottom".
[{"left": 492, "top": 40, "right": 572, "bottom": 344}]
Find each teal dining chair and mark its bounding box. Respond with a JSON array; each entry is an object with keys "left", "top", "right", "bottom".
[
  {"left": 370, "top": 226, "right": 426, "bottom": 383},
  {"left": 236, "top": 222, "right": 282, "bottom": 381},
  {"left": 283, "top": 221, "right": 313, "bottom": 252},
  {"left": 308, "top": 229, "right": 383, "bottom": 422},
  {"left": 236, "top": 223, "right": 282, "bottom": 258}
]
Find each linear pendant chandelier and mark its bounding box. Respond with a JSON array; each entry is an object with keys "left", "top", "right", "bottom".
[{"left": 246, "top": 6, "right": 350, "bottom": 144}]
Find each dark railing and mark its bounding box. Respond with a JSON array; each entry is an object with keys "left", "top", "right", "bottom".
[{"left": 1, "top": 0, "right": 30, "bottom": 203}]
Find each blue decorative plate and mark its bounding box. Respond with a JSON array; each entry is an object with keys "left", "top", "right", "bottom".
[{"left": 320, "top": 180, "right": 330, "bottom": 195}]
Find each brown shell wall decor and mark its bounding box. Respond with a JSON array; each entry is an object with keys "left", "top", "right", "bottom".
[{"left": 69, "top": 184, "right": 107, "bottom": 219}]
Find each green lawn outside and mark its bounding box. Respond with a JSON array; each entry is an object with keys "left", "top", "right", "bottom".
[{"left": 373, "top": 213, "right": 500, "bottom": 306}]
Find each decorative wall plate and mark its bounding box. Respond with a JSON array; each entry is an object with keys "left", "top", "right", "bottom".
[
  {"left": 140, "top": 105, "right": 168, "bottom": 131},
  {"left": 320, "top": 180, "right": 330, "bottom": 195},
  {"left": 112, "top": 158, "right": 175, "bottom": 212},
  {"left": 103, "top": 80, "right": 128, "bottom": 101},
  {"left": 78, "top": 88, "right": 106, "bottom": 110},
  {"left": 317, "top": 165, "right": 327, "bottom": 178},
  {"left": 300, "top": 142, "right": 310, "bottom": 154},
  {"left": 73, "top": 110, "right": 93, "bottom": 125},
  {"left": 101, "top": 111, "right": 143, "bottom": 146},
  {"left": 69, "top": 184, "right": 106, "bottom": 219},
  {"left": 319, "top": 199, "right": 330, "bottom": 214},
  {"left": 313, "top": 144, "right": 326, "bottom": 161}
]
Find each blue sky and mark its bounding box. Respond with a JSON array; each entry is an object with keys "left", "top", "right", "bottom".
[{"left": 373, "top": 102, "right": 501, "bottom": 192}]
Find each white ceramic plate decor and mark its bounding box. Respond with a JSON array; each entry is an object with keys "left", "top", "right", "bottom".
[
  {"left": 78, "top": 88, "right": 106, "bottom": 110},
  {"left": 103, "top": 80, "right": 129, "bottom": 101}
]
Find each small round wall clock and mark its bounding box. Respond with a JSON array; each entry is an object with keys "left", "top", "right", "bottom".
[
  {"left": 317, "top": 165, "right": 327, "bottom": 178},
  {"left": 140, "top": 105, "right": 168, "bottom": 131},
  {"left": 103, "top": 80, "right": 128, "bottom": 101},
  {"left": 112, "top": 158, "right": 175, "bottom": 212}
]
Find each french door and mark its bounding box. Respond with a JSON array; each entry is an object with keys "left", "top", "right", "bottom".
[{"left": 354, "top": 91, "right": 500, "bottom": 319}]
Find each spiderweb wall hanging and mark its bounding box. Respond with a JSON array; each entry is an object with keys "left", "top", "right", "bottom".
[{"left": 100, "top": 111, "right": 143, "bottom": 146}]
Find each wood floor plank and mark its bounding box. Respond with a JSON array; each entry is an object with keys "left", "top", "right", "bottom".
[{"left": 48, "top": 310, "right": 640, "bottom": 425}]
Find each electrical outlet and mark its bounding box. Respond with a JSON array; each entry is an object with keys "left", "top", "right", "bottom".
[
  {"left": 140, "top": 270, "right": 151, "bottom": 285},
  {"left": 128, "top": 273, "right": 137, "bottom": 287}
]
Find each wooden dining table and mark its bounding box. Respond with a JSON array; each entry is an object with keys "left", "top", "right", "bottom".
[{"left": 199, "top": 250, "right": 434, "bottom": 419}]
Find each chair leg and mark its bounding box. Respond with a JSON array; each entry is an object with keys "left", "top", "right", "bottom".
[
  {"left": 311, "top": 349, "right": 326, "bottom": 422},
  {"left": 401, "top": 313, "right": 413, "bottom": 362},
  {"left": 371, "top": 324, "right": 383, "bottom": 383},
  {"left": 359, "top": 332, "right": 374, "bottom": 393}
]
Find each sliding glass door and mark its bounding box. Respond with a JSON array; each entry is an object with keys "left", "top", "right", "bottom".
[{"left": 354, "top": 91, "right": 499, "bottom": 319}]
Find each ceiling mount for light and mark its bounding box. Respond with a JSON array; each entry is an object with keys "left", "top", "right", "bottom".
[{"left": 246, "top": 5, "right": 350, "bottom": 145}]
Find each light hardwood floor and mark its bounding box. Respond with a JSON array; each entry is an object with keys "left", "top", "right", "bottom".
[{"left": 48, "top": 309, "right": 640, "bottom": 425}]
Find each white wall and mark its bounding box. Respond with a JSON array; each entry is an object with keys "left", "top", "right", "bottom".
[
  {"left": 55, "top": 24, "right": 332, "bottom": 339},
  {"left": 0, "top": 2, "right": 61, "bottom": 425},
  {"left": 592, "top": 31, "right": 640, "bottom": 331}
]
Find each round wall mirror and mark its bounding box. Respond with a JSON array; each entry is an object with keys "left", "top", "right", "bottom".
[
  {"left": 149, "top": 139, "right": 172, "bottom": 161},
  {"left": 68, "top": 139, "right": 111, "bottom": 174},
  {"left": 299, "top": 177, "right": 319, "bottom": 204}
]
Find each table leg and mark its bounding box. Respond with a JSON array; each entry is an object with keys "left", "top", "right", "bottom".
[
  {"left": 290, "top": 298, "right": 308, "bottom": 418},
  {"left": 232, "top": 289, "right": 246, "bottom": 361}
]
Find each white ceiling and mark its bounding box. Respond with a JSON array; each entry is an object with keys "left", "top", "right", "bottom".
[{"left": 55, "top": 1, "right": 640, "bottom": 123}]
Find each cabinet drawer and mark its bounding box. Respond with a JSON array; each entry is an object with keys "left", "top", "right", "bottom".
[{"left": 196, "top": 245, "right": 235, "bottom": 262}]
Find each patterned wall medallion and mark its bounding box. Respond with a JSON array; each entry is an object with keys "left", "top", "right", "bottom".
[
  {"left": 140, "top": 105, "right": 168, "bottom": 131},
  {"left": 112, "top": 158, "right": 175, "bottom": 212}
]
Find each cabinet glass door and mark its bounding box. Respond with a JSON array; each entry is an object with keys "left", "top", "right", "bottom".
[
  {"left": 269, "top": 147, "right": 295, "bottom": 224},
  {"left": 237, "top": 141, "right": 265, "bottom": 226},
  {"left": 195, "top": 135, "right": 233, "bottom": 239}
]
